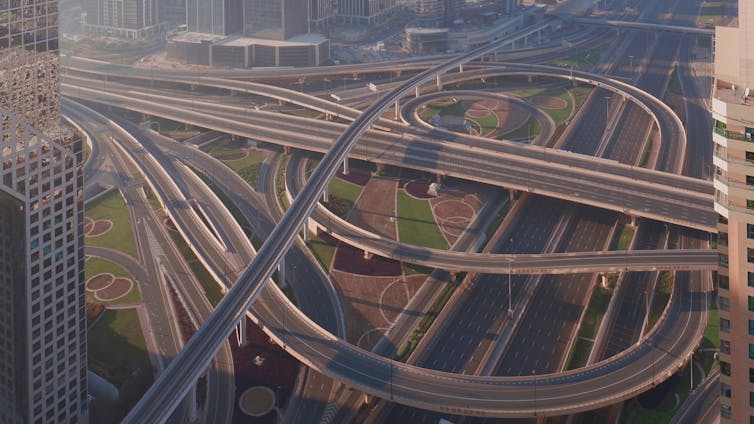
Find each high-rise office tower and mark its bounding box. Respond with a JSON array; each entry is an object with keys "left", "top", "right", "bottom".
[
  {"left": 0, "top": 1, "right": 87, "bottom": 423},
  {"left": 243, "top": 0, "right": 308, "bottom": 40},
  {"left": 713, "top": 2, "right": 754, "bottom": 422},
  {"left": 84, "top": 0, "right": 160, "bottom": 38},
  {"left": 186, "top": 0, "right": 242, "bottom": 35}
]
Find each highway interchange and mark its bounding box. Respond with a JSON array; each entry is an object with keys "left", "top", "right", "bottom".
[{"left": 65, "top": 2, "right": 720, "bottom": 422}]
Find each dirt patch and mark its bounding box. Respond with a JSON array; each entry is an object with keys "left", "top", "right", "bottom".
[
  {"left": 349, "top": 177, "right": 398, "bottom": 240},
  {"left": 332, "top": 242, "right": 402, "bottom": 276},
  {"left": 336, "top": 166, "right": 371, "bottom": 187},
  {"left": 95, "top": 278, "right": 133, "bottom": 301},
  {"left": 87, "top": 220, "right": 113, "bottom": 237},
  {"left": 87, "top": 273, "right": 114, "bottom": 291},
  {"left": 331, "top": 270, "right": 415, "bottom": 347},
  {"left": 531, "top": 96, "right": 568, "bottom": 110},
  {"left": 404, "top": 180, "right": 434, "bottom": 199},
  {"left": 381, "top": 276, "right": 428, "bottom": 323}
]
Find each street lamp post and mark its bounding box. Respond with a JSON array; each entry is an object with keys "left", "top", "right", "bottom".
[{"left": 507, "top": 259, "right": 513, "bottom": 318}]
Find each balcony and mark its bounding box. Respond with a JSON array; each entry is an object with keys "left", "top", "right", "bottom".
[{"left": 715, "top": 127, "right": 753, "bottom": 142}]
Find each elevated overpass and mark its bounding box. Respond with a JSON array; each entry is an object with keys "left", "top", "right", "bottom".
[
  {"left": 118, "top": 23, "right": 712, "bottom": 422},
  {"left": 573, "top": 17, "right": 715, "bottom": 35},
  {"left": 283, "top": 152, "right": 717, "bottom": 274},
  {"left": 63, "top": 70, "right": 716, "bottom": 232}
]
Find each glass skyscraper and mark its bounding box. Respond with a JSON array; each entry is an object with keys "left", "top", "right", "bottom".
[{"left": 0, "top": 0, "right": 87, "bottom": 422}]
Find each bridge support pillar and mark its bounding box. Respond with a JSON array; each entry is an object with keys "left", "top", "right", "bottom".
[
  {"left": 436, "top": 74, "right": 442, "bottom": 91},
  {"left": 375, "top": 162, "right": 385, "bottom": 174},
  {"left": 509, "top": 189, "right": 520, "bottom": 201},
  {"left": 459, "top": 64, "right": 464, "bottom": 73},
  {"left": 322, "top": 188, "right": 329, "bottom": 203},
  {"left": 600, "top": 273, "right": 608, "bottom": 288},
  {"left": 302, "top": 224, "right": 309, "bottom": 243},
  {"left": 236, "top": 317, "right": 248, "bottom": 347},
  {"left": 343, "top": 158, "right": 350, "bottom": 175},
  {"left": 436, "top": 174, "right": 443, "bottom": 184},
  {"left": 524, "top": 36, "right": 528, "bottom": 47},
  {"left": 230, "top": 134, "right": 239, "bottom": 142},
  {"left": 187, "top": 383, "right": 197, "bottom": 422},
  {"left": 395, "top": 100, "right": 400, "bottom": 120},
  {"left": 363, "top": 250, "right": 373, "bottom": 260},
  {"left": 527, "top": 75, "right": 535, "bottom": 83},
  {"left": 283, "top": 145, "right": 291, "bottom": 155},
  {"left": 630, "top": 215, "right": 637, "bottom": 227},
  {"left": 184, "top": 122, "right": 192, "bottom": 131},
  {"left": 278, "top": 259, "right": 286, "bottom": 289},
  {"left": 415, "top": 86, "right": 421, "bottom": 98}
]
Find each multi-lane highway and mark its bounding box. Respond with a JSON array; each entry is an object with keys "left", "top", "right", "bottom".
[
  {"left": 62, "top": 65, "right": 716, "bottom": 232},
  {"left": 106, "top": 21, "right": 714, "bottom": 421}
]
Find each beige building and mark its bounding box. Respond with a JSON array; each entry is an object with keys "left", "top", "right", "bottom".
[{"left": 713, "top": 2, "right": 754, "bottom": 422}]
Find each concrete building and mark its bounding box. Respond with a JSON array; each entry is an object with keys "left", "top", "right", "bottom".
[
  {"left": 243, "top": 0, "right": 308, "bottom": 40},
  {"left": 0, "top": 0, "right": 87, "bottom": 423},
  {"left": 337, "top": 0, "right": 397, "bottom": 26},
  {"left": 712, "top": 2, "right": 754, "bottom": 423},
  {"left": 84, "top": 0, "right": 164, "bottom": 39},
  {"left": 186, "top": 0, "right": 243, "bottom": 35}
]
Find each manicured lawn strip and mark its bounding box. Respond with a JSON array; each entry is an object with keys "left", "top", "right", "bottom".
[
  {"left": 502, "top": 117, "right": 540, "bottom": 141},
  {"left": 609, "top": 224, "right": 635, "bottom": 250},
  {"left": 276, "top": 156, "right": 291, "bottom": 210},
  {"left": 482, "top": 201, "right": 511, "bottom": 249},
  {"left": 402, "top": 262, "right": 433, "bottom": 276},
  {"left": 86, "top": 190, "right": 138, "bottom": 257},
  {"left": 548, "top": 43, "right": 610, "bottom": 68},
  {"left": 578, "top": 285, "right": 612, "bottom": 340},
  {"left": 638, "top": 134, "right": 653, "bottom": 167},
  {"left": 395, "top": 274, "right": 462, "bottom": 361},
  {"left": 397, "top": 191, "right": 448, "bottom": 249},
  {"left": 329, "top": 178, "right": 364, "bottom": 204},
  {"left": 565, "top": 338, "right": 594, "bottom": 370},
  {"left": 208, "top": 137, "right": 245, "bottom": 156},
  {"left": 85, "top": 257, "right": 141, "bottom": 304},
  {"left": 515, "top": 87, "right": 575, "bottom": 125},
  {"left": 668, "top": 67, "right": 683, "bottom": 96},
  {"left": 701, "top": 301, "right": 719, "bottom": 373},
  {"left": 168, "top": 229, "right": 224, "bottom": 306},
  {"left": 142, "top": 184, "right": 162, "bottom": 212},
  {"left": 308, "top": 233, "right": 336, "bottom": 272},
  {"left": 647, "top": 271, "right": 673, "bottom": 332},
  {"left": 189, "top": 166, "right": 259, "bottom": 248},
  {"left": 418, "top": 100, "right": 466, "bottom": 121},
  {"left": 223, "top": 150, "right": 265, "bottom": 190},
  {"left": 88, "top": 309, "right": 153, "bottom": 414},
  {"left": 571, "top": 86, "right": 593, "bottom": 112},
  {"left": 467, "top": 111, "right": 499, "bottom": 136}
]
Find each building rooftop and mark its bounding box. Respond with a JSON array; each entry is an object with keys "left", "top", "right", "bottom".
[{"left": 211, "top": 33, "right": 327, "bottom": 47}]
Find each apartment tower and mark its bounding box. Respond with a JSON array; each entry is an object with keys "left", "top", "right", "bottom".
[
  {"left": 713, "top": 2, "right": 754, "bottom": 422},
  {"left": 0, "top": 1, "right": 87, "bottom": 423}
]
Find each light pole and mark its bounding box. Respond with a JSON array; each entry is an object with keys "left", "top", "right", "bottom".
[
  {"left": 604, "top": 96, "right": 611, "bottom": 122},
  {"left": 628, "top": 55, "right": 634, "bottom": 69},
  {"left": 507, "top": 258, "right": 513, "bottom": 318}
]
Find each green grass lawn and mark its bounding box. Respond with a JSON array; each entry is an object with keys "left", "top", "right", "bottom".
[
  {"left": 610, "top": 224, "right": 636, "bottom": 250},
  {"left": 502, "top": 117, "right": 540, "bottom": 141},
  {"left": 548, "top": 43, "right": 610, "bottom": 69},
  {"left": 516, "top": 88, "right": 574, "bottom": 125},
  {"left": 402, "top": 262, "right": 434, "bottom": 276},
  {"left": 168, "top": 229, "right": 224, "bottom": 306},
  {"left": 223, "top": 150, "right": 265, "bottom": 190},
  {"left": 86, "top": 256, "right": 141, "bottom": 304},
  {"left": 647, "top": 272, "right": 673, "bottom": 332},
  {"left": 418, "top": 100, "right": 467, "bottom": 121},
  {"left": 565, "top": 338, "right": 594, "bottom": 370},
  {"left": 86, "top": 190, "right": 138, "bottom": 257},
  {"left": 208, "top": 137, "right": 245, "bottom": 156},
  {"left": 308, "top": 233, "right": 336, "bottom": 272},
  {"left": 467, "top": 111, "right": 499, "bottom": 137},
  {"left": 329, "top": 178, "right": 364, "bottom": 205},
  {"left": 397, "top": 191, "right": 448, "bottom": 249},
  {"left": 88, "top": 308, "right": 154, "bottom": 422},
  {"left": 668, "top": 67, "right": 683, "bottom": 96}
]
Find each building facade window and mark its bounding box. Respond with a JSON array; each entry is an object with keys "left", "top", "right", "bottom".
[
  {"left": 720, "top": 275, "right": 730, "bottom": 289},
  {"left": 722, "top": 318, "right": 731, "bottom": 333}
]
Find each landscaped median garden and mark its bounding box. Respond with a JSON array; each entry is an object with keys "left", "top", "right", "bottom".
[{"left": 85, "top": 189, "right": 138, "bottom": 257}]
